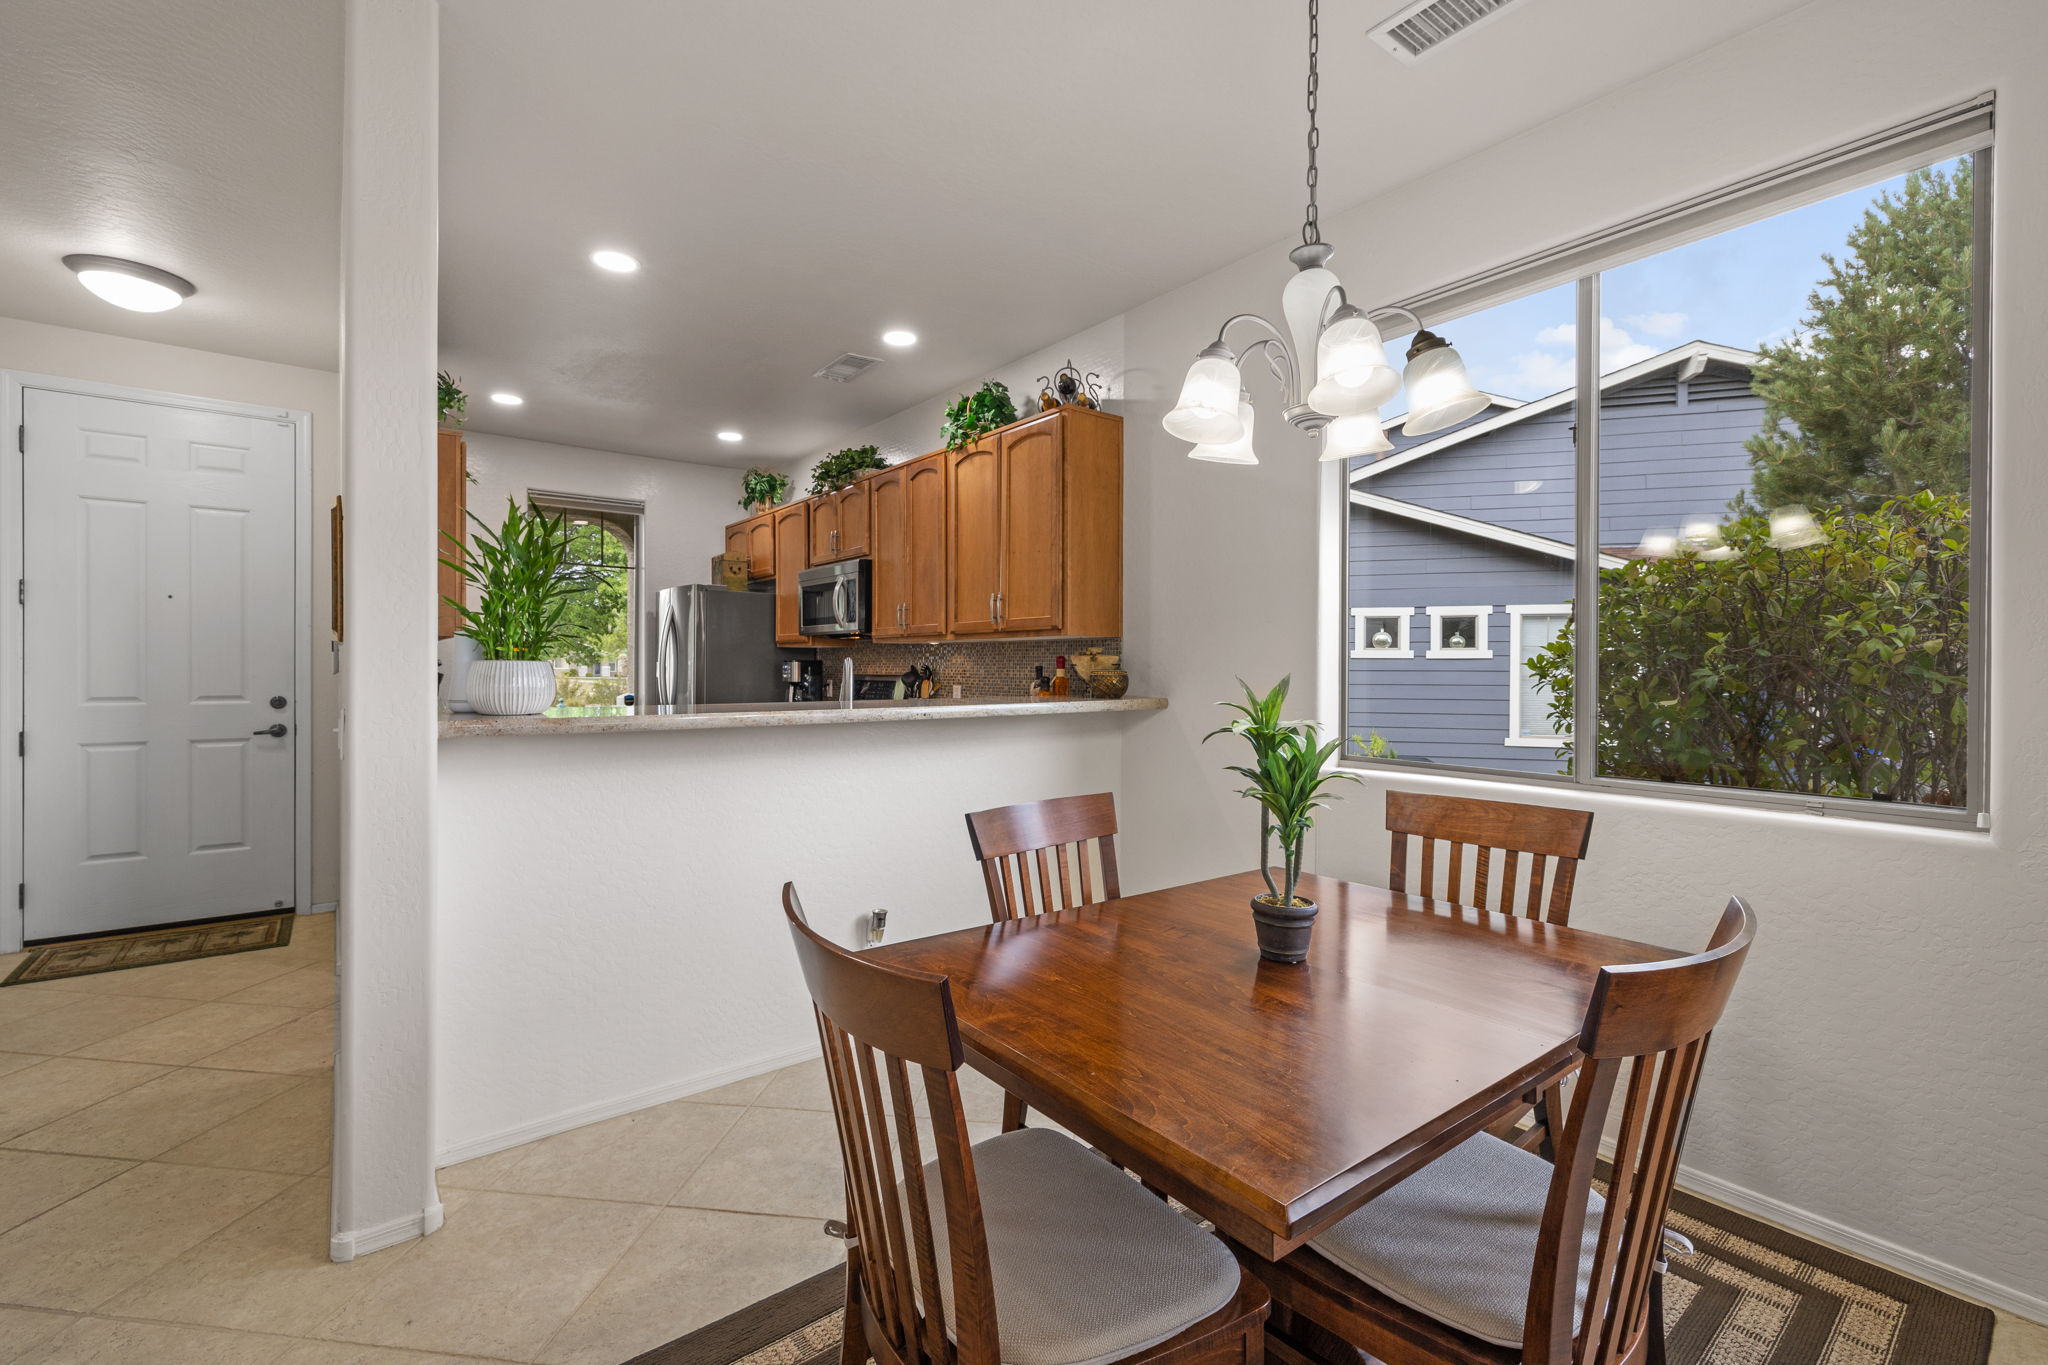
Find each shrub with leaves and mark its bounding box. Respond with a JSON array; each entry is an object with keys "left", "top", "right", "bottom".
[
  {"left": 940, "top": 380, "right": 1018, "bottom": 449},
  {"left": 437, "top": 371, "right": 467, "bottom": 427},
  {"left": 1526, "top": 491, "right": 1969, "bottom": 804},
  {"left": 808, "top": 445, "right": 887, "bottom": 496},
  {"left": 1206, "top": 677, "right": 1359, "bottom": 907},
  {"left": 739, "top": 467, "right": 791, "bottom": 510},
  {"left": 439, "top": 499, "right": 592, "bottom": 661}
]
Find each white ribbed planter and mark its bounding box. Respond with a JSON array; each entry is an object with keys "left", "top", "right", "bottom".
[{"left": 466, "top": 660, "right": 558, "bottom": 716}]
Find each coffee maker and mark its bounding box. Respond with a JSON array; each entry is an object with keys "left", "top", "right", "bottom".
[{"left": 781, "top": 658, "right": 824, "bottom": 702}]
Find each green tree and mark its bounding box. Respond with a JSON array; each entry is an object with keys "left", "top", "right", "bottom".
[
  {"left": 1740, "top": 161, "right": 1974, "bottom": 513},
  {"left": 553, "top": 520, "right": 632, "bottom": 673},
  {"left": 1527, "top": 493, "right": 1969, "bottom": 805}
]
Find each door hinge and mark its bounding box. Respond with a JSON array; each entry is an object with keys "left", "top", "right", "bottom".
[
  {"left": 15, "top": 579, "right": 21, "bottom": 606},
  {"left": 15, "top": 425, "right": 22, "bottom": 455},
  {"left": 14, "top": 731, "right": 20, "bottom": 758}
]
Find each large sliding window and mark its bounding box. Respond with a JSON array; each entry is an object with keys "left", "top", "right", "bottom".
[{"left": 1342, "top": 103, "right": 1990, "bottom": 824}]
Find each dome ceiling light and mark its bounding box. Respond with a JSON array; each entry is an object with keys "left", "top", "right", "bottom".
[
  {"left": 1162, "top": 0, "right": 1488, "bottom": 465},
  {"left": 62, "top": 255, "right": 195, "bottom": 313}
]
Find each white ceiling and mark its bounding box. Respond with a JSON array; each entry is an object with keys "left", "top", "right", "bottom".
[
  {"left": 0, "top": 0, "right": 1815, "bottom": 463},
  {"left": 0, "top": 0, "right": 343, "bottom": 372},
  {"left": 440, "top": 0, "right": 1814, "bottom": 467}
]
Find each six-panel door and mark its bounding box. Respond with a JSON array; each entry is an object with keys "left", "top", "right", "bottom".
[{"left": 22, "top": 388, "right": 299, "bottom": 938}]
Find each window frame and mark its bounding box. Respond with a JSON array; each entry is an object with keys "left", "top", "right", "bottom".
[
  {"left": 1424, "top": 605, "right": 1495, "bottom": 660},
  {"left": 1335, "top": 107, "right": 1993, "bottom": 832},
  {"left": 526, "top": 490, "right": 646, "bottom": 696},
  {"left": 1350, "top": 606, "right": 1416, "bottom": 658},
  {"left": 1504, "top": 604, "right": 1572, "bottom": 747}
]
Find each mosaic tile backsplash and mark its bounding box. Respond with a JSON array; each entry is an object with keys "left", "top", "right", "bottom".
[{"left": 817, "top": 638, "right": 1124, "bottom": 700}]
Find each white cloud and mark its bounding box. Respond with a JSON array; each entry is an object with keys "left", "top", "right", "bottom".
[
  {"left": 1534, "top": 322, "right": 1576, "bottom": 348},
  {"left": 1624, "top": 311, "right": 1688, "bottom": 338}
]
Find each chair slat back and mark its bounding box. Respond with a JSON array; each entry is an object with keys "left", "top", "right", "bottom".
[
  {"left": 1386, "top": 790, "right": 1594, "bottom": 924},
  {"left": 1524, "top": 898, "right": 1757, "bottom": 1365},
  {"left": 783, "top": 884, "right": 999, "bottom": 1365},
  {"left": 965, "top": 793, "right": 1121, "bottom": 922}
]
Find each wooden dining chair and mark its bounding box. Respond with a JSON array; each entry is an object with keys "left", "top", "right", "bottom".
[
  {"left": 1386, "top": 791, "right": 1594, "bottom": 925},
  {"left": 1387, "top": 790, "right": 1596, "bottom": 1156},
  {"left": 963, "top": 793, "right": 1121, "bottom": 1131},
  {"left": 781, "top": 883, "right": 1269, "bottom": 1365},
  {"left": 965, "top": 792, "right": 1121, "bottom": 922},
  {"left": 1249, "top": 897, "right": 1756, "bottom": 1365}
]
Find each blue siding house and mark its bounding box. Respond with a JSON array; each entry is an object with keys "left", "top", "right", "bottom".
[{"left": 1347, "top": 342, "right": 1765, "bottom": 772}]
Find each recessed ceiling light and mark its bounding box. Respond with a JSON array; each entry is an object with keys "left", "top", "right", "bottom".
[
  {"left": 716, "top": 430, "right": 743, "bottom": 443},
  {"left": 590, "top": 250, "right": 639, "bottom": 273},
  {"left": 881, "top": 329, "right": 918, "bottom": 347},
  {"left": 62, "top": 254, "right": 195, "bottom": 312},
  {"left": 490, "top": 392, "right": 524, "bottom": 406}
]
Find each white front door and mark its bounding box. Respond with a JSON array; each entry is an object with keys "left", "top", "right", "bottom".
[{"left": 22, "top": 388, "right": 298, "bottom": 939}]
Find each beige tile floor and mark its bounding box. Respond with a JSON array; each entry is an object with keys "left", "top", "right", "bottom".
[{"left": 1, "top": 921, "right": 2043, "bottom": 1364}]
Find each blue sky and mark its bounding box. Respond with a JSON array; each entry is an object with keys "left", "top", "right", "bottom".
[{"left": 1390, "top": 157, "right": 1965, "bottom": 404}]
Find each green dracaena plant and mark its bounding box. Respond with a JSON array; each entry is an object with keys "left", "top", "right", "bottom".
[
  {"left": 439, "top": 499, "right": 591, "bottom": 662},
  {"left": 1205, "top": 677, "right": 1359, "bottom": 907}
]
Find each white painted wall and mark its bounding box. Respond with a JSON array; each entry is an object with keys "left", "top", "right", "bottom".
[
  {"left": 333, "top": 0, "right": 440, "bottom": 1262},
  {"left": 434, "top": 714, "right": 1129, "bottom": 1161},
  {"left": 1107, "top": 0, "right": 2048, "bottom": 1317},
  {"left": 460, "top": 430, "right": 751, "bottom": 699},
  {"left": 0, "top": 316, "right": 343, "bottom": 911}
]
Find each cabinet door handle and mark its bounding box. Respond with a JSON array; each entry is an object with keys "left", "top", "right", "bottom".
[
  {"left": 988, "top": 591, "right": 996, "bottom": 624},
  {"left": 996, "top": 592, "right": 1004, "bottom": 627}
]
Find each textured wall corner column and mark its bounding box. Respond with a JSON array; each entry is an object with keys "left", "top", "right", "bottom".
[{"left": 332, "top": 0, "right": 440, "bottom": 1262}]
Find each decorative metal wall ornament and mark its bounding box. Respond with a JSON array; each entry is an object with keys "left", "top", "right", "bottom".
[
  {"left": 1164, "top": 0, "right": 1490, "bottom": 465},
  {"left": 1035, "top": 362, "right": 1104, "bottom": 412}
]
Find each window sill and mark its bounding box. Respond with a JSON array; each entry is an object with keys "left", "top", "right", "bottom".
[
  {"left": 1424, "top": 648, "right": 1495, "bottom": 660},
  {"left": 1350, "top": 649, "right": 1415, "bottom": 659},
  {"left": 1503, "top": 735, "right": 1569, "bottom": 748}
]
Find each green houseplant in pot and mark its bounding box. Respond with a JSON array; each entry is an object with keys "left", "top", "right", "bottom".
[
  {"left": 738, "top": 466, "right": 791, "bottom": 513},
  {"left": 1206, "top": 677, "right": 1358, "bottom": 963},
  {"left": 808, "top": 445, "right": 887, "bottom": 496},
  {"left": 440, "top": 499, "right": 589, "bottom": 716},
  {"left": 940, "top": 380, "right": 1018, "bottom": 449}
]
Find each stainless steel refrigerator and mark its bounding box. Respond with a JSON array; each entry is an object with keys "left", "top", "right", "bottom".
[{"left": 653, "top": 584, "right": 798, "bottom": 706}]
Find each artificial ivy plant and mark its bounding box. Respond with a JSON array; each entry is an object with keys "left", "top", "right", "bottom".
[
  {"left": 437, "top": 371, "right": 468, "bottom": 427},
  {"left": 738, "top": 467, "right": 792, "bottom": 511},
  {"left": 940, "top": 380, "right": 1018, "bottom": 449},
  {"left": 808, "top": 445, "right": 887, "bottom": 496}
]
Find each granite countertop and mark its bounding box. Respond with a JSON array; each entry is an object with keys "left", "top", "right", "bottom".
[{"left": 439, "top": 695, "right": 1167, "bottom": 738}]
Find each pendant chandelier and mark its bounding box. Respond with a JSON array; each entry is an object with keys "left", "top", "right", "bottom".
[{"left": 1165, "top": 0, "right": 1489, "bottom": 465}]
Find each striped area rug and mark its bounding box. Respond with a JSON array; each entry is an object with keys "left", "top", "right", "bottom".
[{"left": 626, "top": 1186, "right": 1991, "bottom": 1365}]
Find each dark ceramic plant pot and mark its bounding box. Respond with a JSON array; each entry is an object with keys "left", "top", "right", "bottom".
[{"left": 1251, "top": 895, "right": 1319, "bottom": 964}]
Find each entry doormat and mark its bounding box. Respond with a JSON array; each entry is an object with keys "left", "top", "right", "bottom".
[
  {"left": 623, "top": 1185, "right": 1993, "bottom": 1365},
  {"left": 2, "top": 912, "right": 294, "bottom": 986}
]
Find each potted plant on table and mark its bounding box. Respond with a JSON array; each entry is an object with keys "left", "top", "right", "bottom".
[
  {"left": 1205, "top": 677, "right": 1358, "bottom": 963},
  {"left": 440, "top": 499, "right": 589, "bottom": 716},
  {"left": 738, "top": 467, "right": 791, "bottom": 514}
]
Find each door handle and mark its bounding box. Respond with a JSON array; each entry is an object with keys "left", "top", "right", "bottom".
[{"left": 253, "top": 723, "right": 288, "bottom": 738}]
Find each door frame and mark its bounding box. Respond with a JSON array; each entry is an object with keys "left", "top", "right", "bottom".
[{"left": 0, "top": 371, "right": 314, "bottom": 953}]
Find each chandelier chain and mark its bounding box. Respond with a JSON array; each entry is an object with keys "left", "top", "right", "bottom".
[{"left": 1302, "top": 0, "right": 1321, "bottom": 246}]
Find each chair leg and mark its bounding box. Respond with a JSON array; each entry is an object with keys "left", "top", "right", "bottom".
[
  {"left": 840, "top": 1259, "right": 869, "bottom": 1365},
  {"left": 1002, "top": 1092, "right": 1028, "bottom": 1132},
  {"left": 1647, "top": 1270, "right": 1668, "bottom": 1365}
]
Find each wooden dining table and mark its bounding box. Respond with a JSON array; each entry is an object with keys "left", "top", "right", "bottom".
[{"left": 865, "top": 869, "right": 1677, "bottom": 1261}]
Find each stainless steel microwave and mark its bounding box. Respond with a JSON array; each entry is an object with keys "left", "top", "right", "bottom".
[{"left": 797, "top": 559, "right": 870, "bottom": 637}]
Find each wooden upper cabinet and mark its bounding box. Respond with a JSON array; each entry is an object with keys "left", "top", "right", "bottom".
[
  {"left": 868, "top": 466, "right": 909, "bottom": 638},
  {"left": 745, "top": 515, "right": 775, "bottom": 580},
  {"left": 724, "top": 522, "right": 747, "bottom": 563},
  {"left": 835, "top": 479, "right": 872, "bottom": 558},
  {"left": 808, "top": 494, "right": 841, "bottom": 563},
  {"left": 437, "top": 429, "right": 466, "bottom": 639},
  {"left": 994, "top": 419, "right": 1064, "bottom": 634},
  {"left": 946, "top": 439, "right": 1003, "bottom": 635},
  {"left": 903, "top": 456, "right": 948, "bottom": 636},
  {"left": 773, "top": 502, "right": 810, "bottom": 645}
]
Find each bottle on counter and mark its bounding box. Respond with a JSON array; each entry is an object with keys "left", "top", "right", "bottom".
[
  {"left": 1051, "top": 655, "right": 1071, "bottom": 698},
  {"left": 1029, "top": 665, "right": 1049, "bottom": 699}
]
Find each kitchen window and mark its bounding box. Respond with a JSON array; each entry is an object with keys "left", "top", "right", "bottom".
[
  {"left": 529, "top": 492, "right": 643, "bottom": 707},
  {"left": 1340, "top": 100, "right": 1991, "bottom": 825}
]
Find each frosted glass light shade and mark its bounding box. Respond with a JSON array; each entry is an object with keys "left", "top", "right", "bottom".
[
  {"left": 1282, "top": 262, "right": 1343, "bottom": 392},
  {"left": 1401, "top": 342, "right": 1489, "bottom": 435},
  {"left": 1319, "top": 413, "right": 1393, "bottom": 462},
  {"left": 63, "top": 255, "right": 195, "bottom": 313},
  {"left": 1308, "top": 312, "right": 1399, "bottom": 416},
  {"left": 1189, "top": 399, "right": 1258, "bottom": 464},
  {"left": 1163, "top": 354, "right": 1245, "bottom": 444}
]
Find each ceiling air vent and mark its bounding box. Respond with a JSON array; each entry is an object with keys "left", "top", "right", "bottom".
[
  {"left": 1368, "top": 0, "right": 1520, "bottom": 61},
  {"left": 813, "top": 353, "right": 885, "bottom": 383}
]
